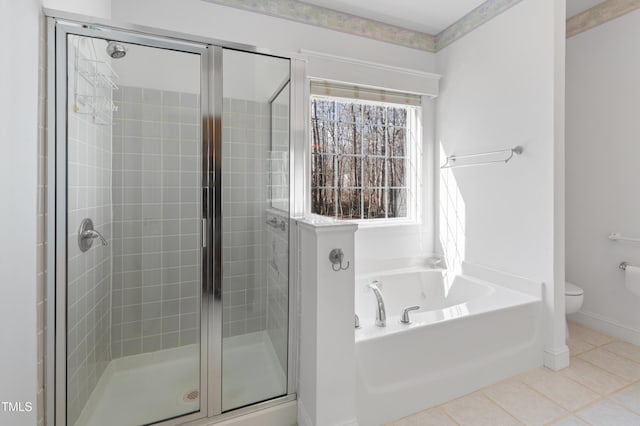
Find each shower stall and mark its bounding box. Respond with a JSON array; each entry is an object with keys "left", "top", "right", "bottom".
[{"left": 46, "top": 17, "right": 297, "bottom": 426}]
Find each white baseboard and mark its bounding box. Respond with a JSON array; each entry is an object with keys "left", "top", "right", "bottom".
[
  {"left": 570, "top": 311, "right": 640, "bottom": 345},
  {"left": 543, "top": 345, "right": 570, "bottom": 371}
]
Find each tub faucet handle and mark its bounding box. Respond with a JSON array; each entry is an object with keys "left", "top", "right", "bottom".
[{"left": 400, "top": 306, "right": 420, "bottom": 324}]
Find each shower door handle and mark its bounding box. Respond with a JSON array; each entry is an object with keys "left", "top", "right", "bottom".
[{"left": 202, "top": 218, "right": 207, "bottom": 248}]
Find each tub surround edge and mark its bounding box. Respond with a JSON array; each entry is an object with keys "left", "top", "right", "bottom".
[
  {"left": 356, "top": 256, "right": 444, "bottom": 277},
  {"left": 296, "top": 217, "right": 359, "bottom": 234},
  {"left": 461, "top": 261, "right": 544, "bottom": 299}
]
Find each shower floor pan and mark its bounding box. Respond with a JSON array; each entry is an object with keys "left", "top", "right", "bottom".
[{"left": 76, "top": 331, "right": 286, "bottom": 426}]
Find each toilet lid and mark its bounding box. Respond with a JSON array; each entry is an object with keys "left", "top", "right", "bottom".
[{"left": 566, "top": 282, "right": 584, "bottom": 296}]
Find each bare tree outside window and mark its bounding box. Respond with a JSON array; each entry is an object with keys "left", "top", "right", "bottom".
[{"left": 311, "top": 97, "right": 416, "bottom": 220}]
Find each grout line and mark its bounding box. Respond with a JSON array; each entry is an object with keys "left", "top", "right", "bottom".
[
  {"left": 515, "top": 374, "right": 579, "bottom": 413},
  {"left": 600, "top": 344, "right": 640, "bottom": 365},
  {"left": 577, "top": 354, "right": 640, "bottom": 383},
  {"left": 572, "top": 344, "right": 600, "bottom": 358},
  {"left": 433, "top": 406, "right": 460, "bottom": 425},
  {"left": 544, "top": 376, "right": 640, "bottom": 423},
  {"left": 479, "top": 388, "right": 526, "bottom": 425}
]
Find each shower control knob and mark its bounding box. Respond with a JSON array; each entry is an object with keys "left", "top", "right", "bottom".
[{"left": 78, "top": 218, "right": 109, "bottom": 252}]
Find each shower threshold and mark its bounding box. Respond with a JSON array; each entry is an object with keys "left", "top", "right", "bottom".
[{"left": 75, "top": 331, "right": 286, "bottom": 426}]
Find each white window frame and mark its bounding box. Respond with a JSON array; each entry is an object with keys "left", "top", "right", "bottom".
[{"left": 307, "top": 93, "right": 422, "bottom": 226}]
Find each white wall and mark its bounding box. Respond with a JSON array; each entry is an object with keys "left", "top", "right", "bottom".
[
  {"left": 436, "top": 0, "right": 568, "bottom": 367},
  {"left": 0, "top": 1, "right": 40, "bottom": 425},
  {"left": 566, "top": 9, "right": 640, "bottom": 344},
  {"left": 42, "top": 0, "right": 111, "bottom": 18}
]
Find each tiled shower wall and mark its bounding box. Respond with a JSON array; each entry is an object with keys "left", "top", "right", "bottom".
[
  {"left": 265, "top": 209, "right": 289, "bottom": 373},
  {"left": 65, "top": 37, "right": 113, "bottom": 426},
  {"left": 222, "top": 95, "right": 289, "bottom": 373},
  {"left": 268, "top": 92, "right": 289, "bottom": 211},
  {"left": 110, "top": 85, "right": 201, "bottom": 357},
  {"left": 222, "top": 98, "right": 270, "bottom": 337}
]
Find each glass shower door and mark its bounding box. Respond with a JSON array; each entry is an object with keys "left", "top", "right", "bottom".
[
  {"left": 220, "top": 49, "right": 291, "bottom": 411},
  {"left": 63, "top": 32, "right": 206, "bottom": 426},
  {"left": 56, "top": 22, "right": 295, "bottom": 425}
]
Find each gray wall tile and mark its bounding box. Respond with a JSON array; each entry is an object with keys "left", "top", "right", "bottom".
[
  {"left": 111, "top": 86, "right": 202, "bottom": 357},
  {"left": 66, "top": 65, "right": 113, "bottom": 424}
]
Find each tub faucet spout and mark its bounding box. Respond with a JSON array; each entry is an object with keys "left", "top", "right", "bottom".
[{"left": 368, "top": 281, "right": 386, "bottom": 327}]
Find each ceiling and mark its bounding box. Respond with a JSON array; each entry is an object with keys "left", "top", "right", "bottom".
[
  {"left": 300, "top": 0, "right": 486, "bottom": 35},
  {"left": 300, "top": 0, "right": 608, "bottom": 35}
]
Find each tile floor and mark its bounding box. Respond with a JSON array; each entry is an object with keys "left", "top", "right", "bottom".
[{"left": 388, "top": 322, "right": 640, "bottom": 425}]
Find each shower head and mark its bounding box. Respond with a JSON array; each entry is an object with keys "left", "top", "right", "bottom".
[{"left": 106, "top": 41, "right": 127, "bottom": 59}]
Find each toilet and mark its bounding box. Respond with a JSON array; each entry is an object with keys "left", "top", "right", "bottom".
[
  {"left": 565, "top": 282, "right": 584, "bottom": 314},
  {"left": 565, "top": 282, "right": 584, "bottom": 339}
]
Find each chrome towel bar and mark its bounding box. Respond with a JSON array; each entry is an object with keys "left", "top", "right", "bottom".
[
  {"left": 609, "top": 233, "right": 640, "bottom": 243},
  {"left": 441, "top": 146, "right": 523, "bottom": 169},
  {"left": 266, "top": 216, "right": 287, "bottom": 231}
]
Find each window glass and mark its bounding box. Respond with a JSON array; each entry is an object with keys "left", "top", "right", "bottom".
[{"left": 310, "top": 95, "right": 420, "bottom": 221}]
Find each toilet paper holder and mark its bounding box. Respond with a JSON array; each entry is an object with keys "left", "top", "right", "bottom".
[{"left": 620, "top": 261, "right": 630, "bottom": 271}]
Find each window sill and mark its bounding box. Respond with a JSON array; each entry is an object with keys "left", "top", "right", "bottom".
[
  {"left": 304, "top": 214, "right": 420, "bottom": 229},
  {"left": 351, "top": 218, "right": 420, "bottom": 229}
]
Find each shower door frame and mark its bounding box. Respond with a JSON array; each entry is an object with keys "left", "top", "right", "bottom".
[{"left": 46, "top": 14, "right": 300, "bottom": 426}]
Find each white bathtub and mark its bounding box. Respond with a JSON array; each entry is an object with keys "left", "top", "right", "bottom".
[{"left": 354, "top": 269, "right": 543, "bottom": 426}]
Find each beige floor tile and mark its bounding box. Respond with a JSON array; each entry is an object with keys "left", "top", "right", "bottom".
[
  {"left": 567, "top": 337, "right": 595, "bottom": 357},
  {"left": 603, "top": 340, "right": 640, "bottom": 364},
  {"left": 567, "top": 322, "right": 616, "bottom": 346},
  {"left": 560, "top": 358, "right": 629, "bottom": 395},
  {"left": 610, "top": 382, "right": 640, "bottom": 415},
  {"left": 390, "top": 407, "right": 457, "bottom": 426},
  {"left": 482, "top": 379, "right": 566, "bottom": 425},
  {"left": 576, "top": 399, "right": 640, "bottom": 425},
  {"left": 518, "top": 367, "right": 599, "bottom": 411},
  {"left": 549, "top": 415, "right": 589, "bottom": 425},
  {"left": 387, "top": 325, "right": 634, "bottom": 426},
  {"left": 579, "top": 348, "right": 640, "bottom": 381},
  {"left": 441, "top": 392, "right": 521, "bottom": 426}
]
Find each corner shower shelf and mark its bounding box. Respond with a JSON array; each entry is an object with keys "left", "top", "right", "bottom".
[
  {"left": 78, "top": 58, "right": 119, "bottom": 89},
  {"left": 73, "top": 53, "right": 119, "bottom": 125}
]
